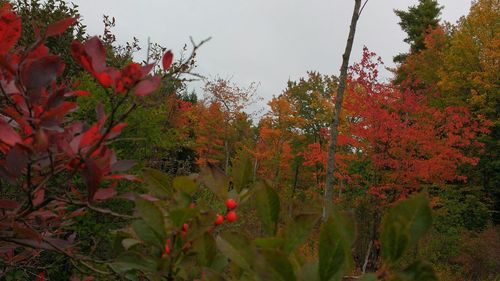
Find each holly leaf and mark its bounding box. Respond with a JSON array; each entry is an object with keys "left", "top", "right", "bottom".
[
  {"left": 380, "top": 193, "right": 432, "bottom": 264},
  {"left": 318, "top": 211, "right": 355, "bottom": 281},
  {"left": 254, "top": 181, "right": 280, "bottom": 235}
]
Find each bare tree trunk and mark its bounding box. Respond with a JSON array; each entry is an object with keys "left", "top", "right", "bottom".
[
  {"left": 362, "top": 240, "right": 372, "bottom": 274},
  {"left": 224, "top": 140, "right": 230, "bottom": 173},
  {"left": 253, "top": 158, "right": 259, "bottom": 182},
  {"left": 323, "top": 0, "right": 365, "bottom": 220}
]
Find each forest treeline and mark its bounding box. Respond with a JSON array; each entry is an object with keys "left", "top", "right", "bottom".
[{"left": 0, "top": 0, "right": 498, "bottom": 280}]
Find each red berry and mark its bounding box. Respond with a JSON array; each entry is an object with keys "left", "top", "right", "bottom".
[
  {"left": 214, "top": 214, "right": 224, "bottom": 225},
  {"left": 225, "top": 198, "right": 237, "bottom": 210},
  {"left": 226, "top": 211, "right": 237, "bottom": 222},
  {"left": 182, "top": 223, "right": 189, "bottom": 232},
  {"left": 189, "top": 202, "right": 196, "bottom": 209},
  {"left": 163, "top": 239, "right": 171, "bottom": 256}
]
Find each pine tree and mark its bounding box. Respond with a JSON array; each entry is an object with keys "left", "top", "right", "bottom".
[{"left": 393, "top": 0, "right": 442, "bottom": 63}]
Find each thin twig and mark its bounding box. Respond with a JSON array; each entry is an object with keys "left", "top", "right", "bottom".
[{"left": 359, "top": 0, "right": 369, "bottom": 16}]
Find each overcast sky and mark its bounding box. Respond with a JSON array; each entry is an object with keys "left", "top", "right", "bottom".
[{"left": 71, "top": 0, "right": 472, "bottom": 110}]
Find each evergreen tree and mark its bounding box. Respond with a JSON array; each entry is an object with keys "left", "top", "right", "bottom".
[{"left": 393, "top": 0, "right": 442, "bottom": 63}]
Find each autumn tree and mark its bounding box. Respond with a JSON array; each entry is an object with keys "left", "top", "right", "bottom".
[
  {"left": 187, "top": 79, "right": 256, "bottom": 172},
  {"left": 396, "top": 0, "right": 500, "bottom": 223},
  {"left": 348, "top": 49, "right": 489, "bottom": 202},
  {"left": 253, "top": 95, "right": 302, "bottom": 185}
]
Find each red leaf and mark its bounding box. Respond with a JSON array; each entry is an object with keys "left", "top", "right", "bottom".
[
  {"left": 13, "top": 223, "right": 42, "bottom": 242},
  {"left": 139, "top": 194, "right": 159, "bottom": 201},
  {"left": 141, "top": 63, "right": 154, "bottom": 77},
  {"left": 0, "top": 4, "right": 21, "bottom": 55},
  {"left": 103, "top": 174, "right": 140, "bottom": 182},
  {"left": 43, "top": 101, "right": 77, "bottom": 119},
  {"left": 82, "top": 159, "right": 103, "bottom": 201},
  {"left": 79, "top": 124, "right": 100, "bottom": 148},
  {"left": 0, "top": 199, "right": 19, "bottom": 209},
  {"left": 32, "top": 188, "right": 45, "bottom": 206},
  {"left": 21, "top": 55, "right": 65, "bottom": 90},
  {"left": 27, "top": 44, "right": 49, "bottom": 59},
  {"left": 35, "top": 271, "right": 45, "bottom": 281},
  {"left": 74, "top": 90, "right": 90, "bottom": 96},
  {"left": 162, "top": 50, "right": 173, "bottom": 70},
  {"left": 92, "top": 186, "right": 117, "bottom": 201},
  {"left": 84, "top": 37, "right": 106, "bottom": 73},
  {"left": 46, "top": 17, "right": 78, "bottom": 37},
  {"left": 133, "top": 75, "right": 161, "bottom": 96},
  {"left": 0, "top": 118, "right": 22, "bottom": 146},
  {"left": 108, "top": 122, "right": 127, "bottom": 139},
  {"left": 70, "top": 37, "right": 106, "bottom": 74},
  {"left": 5, "top": 144, "right": 28, "bottom": 178},
  {"left": 96, "top": 72, "right": 113, "bottom": 87}
]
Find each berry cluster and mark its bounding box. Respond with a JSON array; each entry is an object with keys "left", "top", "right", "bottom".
[{"left": 214, "top": 198, "right": 238, "bottom": 225}]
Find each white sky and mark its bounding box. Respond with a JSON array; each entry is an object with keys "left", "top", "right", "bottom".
[{"left": 70, "top": 0, "right": 472, "bottom": 111}]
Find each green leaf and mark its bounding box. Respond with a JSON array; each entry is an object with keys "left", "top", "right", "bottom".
[
  {"left": 318, "top": 211, "right": 355, "bottom": 281},
  {"left": 254, "top": 237, "right": 285, "bottom": 250},
  {"left": 142, "top": 168, "right": 171, "bottom": 198},
  {"left": 381, "top": 193, "right": 432, "bottom": 264},
  {"left": 194, "top": 233, "right": 217, "bottom": 267},
  {"left": 122, "top": 238, "right": 142, "bottom": 250},
  {"left": 173, "top": 176, "right": 197, "bottom": 195},
  {"left": 283, "top": 212, "right": 320, "bottom": 254},
  {"left": 216, "top": 232, "right": 254, "bottom": 271},
  {"left": 254, "top": 181, "right": 280, "bottom": 235},
  {"left": 109, "top": 252, "right": 157, "bottom": 274},
  {"left": 169, "top": 207, "right": 197, "bottom": 228},
  {"left": 255, "top": 249, "right": 296, "bottom": 281},
  {"left": 202, "top": 268, "right": 225, "bottom": 281},
  {"left": 359, "top": 273, "right": 377, "bottom": 281},
  {"left": 131, "top": 220, "right": 163, "bottom": 249},
  {"left": 299, "top": 262, "right": 320, "bottom": 281},
  {"left": 199, "top": 165, "right": 229, "bottom": 200},
  {"left": 392, "top": 261, "right": 437, "bottom": 281},
  {"left": 230, "top": 152, "right": 253, "bottom": 192},
  {"left": 135, "top": 199, "right": 165, "bottom": 240}
]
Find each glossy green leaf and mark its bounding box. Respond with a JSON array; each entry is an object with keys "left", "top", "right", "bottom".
[
  {"left": 135, "top": 199, "right": 165, "bottom": 239},
  {"left": 142, "top": 168, "right": 171, "bottom": 198},
  {"left": 299, "top": 262, "right": 320, "bottom": 281},
  {"left": 254, "top": 181, "right": 280, "bottom": 235},
  {"left": 254, "top": 237, "right": 285, "bottom": 250},
  {"left": 199, "top": 165, "right": 229, "bottom": 200},
  {"left": 169, "top": 207, "right": 197, "bottom": 228},
  {"left": 391, "top": 261, "right": 437, "bottom": 281},
  {"left": 256, "top": 249, "right": 296, "bottom": 281},
  {"left": 230, "top": 152, "right": 253, "bottom": 192},
  {"left": 121, "top": 238, "right": 141, "bottom": 250},
  {"left": 131, "top": 220, "right": 163, "bottom": 249},
  {"left": 283, "top": 212, "right": 320, "bottom": 254},
  {"left": 359, "top": 273, "right": 377, "bottom": 281},
  {"left": 216, "top": 232, "right": 254, "bottom": 271},
  {"left": 202, "top": 268, "right": 225, "bottom": 281},
  {"left": 194, "top": 233, "right": 217, "bottom": 267},
  {"left": 318, "top": 212, "right": 355, "bottom": 281},
  {"left": 381, "top": 193, "right": 432, "bottom": 264},
  {"left": 173, "top": 176, "right": 197, "bottom": 195},
  {"left": 109, "top": 252, "right": 157, "bottom": 274}
]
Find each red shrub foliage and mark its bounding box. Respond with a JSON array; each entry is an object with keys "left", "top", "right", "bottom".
[{"left": 0, "top": 4, "right": 164, "bottom": 267}]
